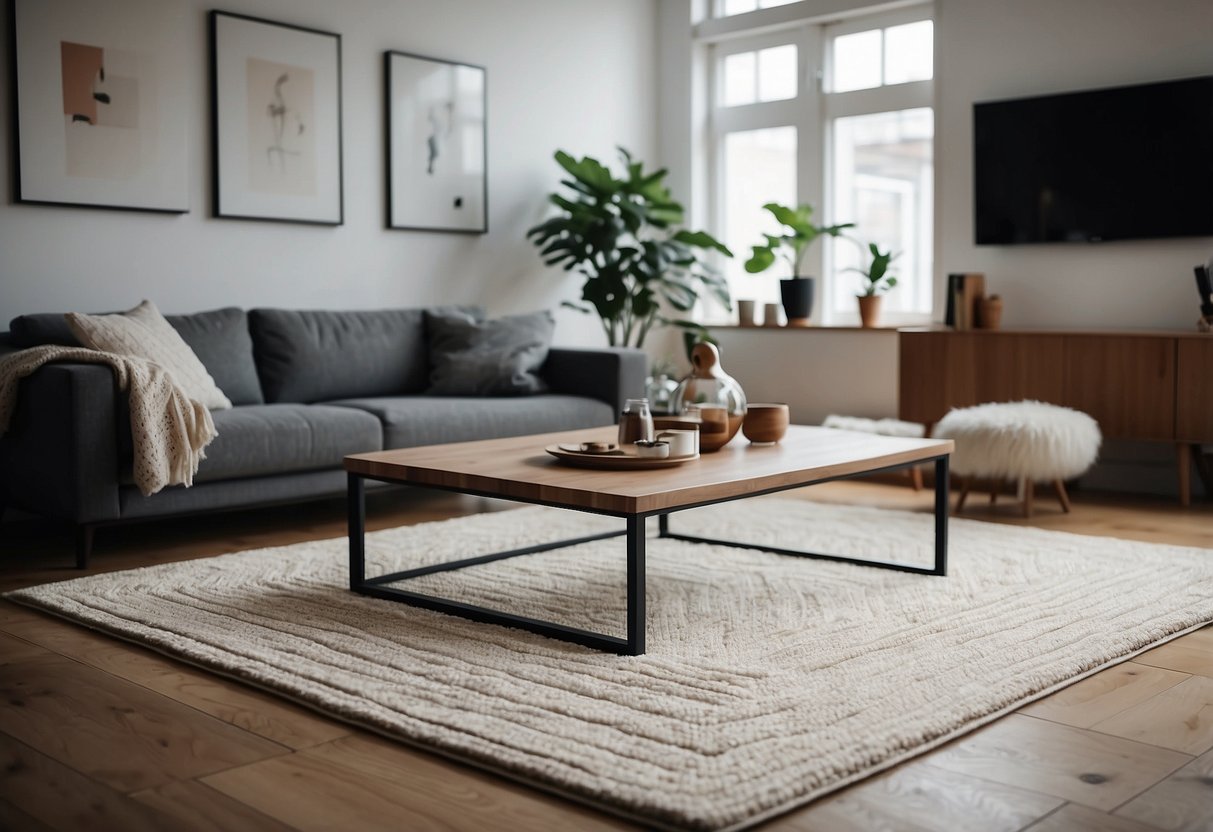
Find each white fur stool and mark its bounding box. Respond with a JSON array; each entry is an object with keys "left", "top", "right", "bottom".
[{"left": 931, "top": 401, "right": 1101, "bottom": 517}]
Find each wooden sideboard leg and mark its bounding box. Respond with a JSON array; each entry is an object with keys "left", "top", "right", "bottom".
[
  {"left": 1054, "top": 479, "right": 1072, "bottom": 513},
  {"left": 1022, "top": 480, "right": 1034, "bottom": 518},
  {"left": 989, "top": 478, "right": 1000, "bottom": 505},
  {"left": 909, "top": 466, "right": 923, "bottom": 492},
  {"left": 955, "top": 478, "right": 971, "bottom": 514},
  {"left": 1176, "top": 443, "right": 1192, "bottom": 508}
]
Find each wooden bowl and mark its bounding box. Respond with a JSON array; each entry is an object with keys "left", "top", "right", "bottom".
[{"left": 742, "top": 403, "right": 790, "bottom": 444}]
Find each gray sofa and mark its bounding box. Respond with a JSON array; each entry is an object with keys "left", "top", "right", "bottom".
[{"left": 0, "top": 306, "right": 645, "bottom": 567}]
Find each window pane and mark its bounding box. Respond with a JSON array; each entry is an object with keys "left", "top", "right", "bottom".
[
  {"left": 832, "top": 29, "right": 881, "bottom": 92},
  {"left": 718, "top": 128, "right": 795, "bottom": 310},
  {"left": 723, "top": 127, "right": 797, "bottom": 308},
  {"left": 757, "top": 44, "right": 797, "bottom": 102},
  {"left": 884, "top": 20, "right": 933, "bottom": 85},
  {"left": 722, "top": 0, "right": 757, "bottom": 16},
  {"left": 722, "top": 51, "right": 757, "bottom": 107},
  {"left": 720, "top": 0, "right": 795, "bottom": 16},
  {"left": 830, "top": 108, "right": 933, "bottom": 316}
]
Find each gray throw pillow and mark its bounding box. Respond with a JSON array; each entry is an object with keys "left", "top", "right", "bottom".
[{"left": 426, "top": 310, "right": 555, "bottom": 396}]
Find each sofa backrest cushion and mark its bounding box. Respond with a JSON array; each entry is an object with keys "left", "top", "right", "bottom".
[
  {"left": 9, "top": 313, "right": 80, "bottom": 347},
  {"left": 249, "top": 307, "right": 481, "bottom": 403},
  {"left": 10, "top": 308, "right": 263, "bottom": 406},
  {"left": 165, "top": 308, "right": 264, "bottom": 406},
  {"left": 426, "top": 309, "right": 555, "bottom": 396}
]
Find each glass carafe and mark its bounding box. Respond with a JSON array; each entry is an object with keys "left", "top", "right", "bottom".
[{"left": 671, "top": 343, "right": 746, "bottom": 450}]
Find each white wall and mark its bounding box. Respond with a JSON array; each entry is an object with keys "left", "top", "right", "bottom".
[
  {"left": 0, "top": 0, "right": 658, "bottom": 347},
  {"left": 936, "top": 0, "right": 1213, "bottom": 329}
]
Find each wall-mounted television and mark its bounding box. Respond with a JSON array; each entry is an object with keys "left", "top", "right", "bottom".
[{"left": 974, "top": 76, "right": 1213, "bottom": 245}]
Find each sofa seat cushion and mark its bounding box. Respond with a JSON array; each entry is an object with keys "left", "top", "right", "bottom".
[
  {"left": 194, "top": 404, "right": 382, "bottom": 483},
  {"left": 327, "top": 395, "right": 614, "bottom": 449}
]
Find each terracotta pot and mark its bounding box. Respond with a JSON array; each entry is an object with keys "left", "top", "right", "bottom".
[
  {"left": 857, "top": 294, "right": 882, "bottom": 328},
  {"left": 742, "top": 403, "right": 789, "bottom": 444}
]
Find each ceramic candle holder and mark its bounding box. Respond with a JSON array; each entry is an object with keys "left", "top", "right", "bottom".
[{"left": 742, "top": 403, "right": 790, "bottom": 444}]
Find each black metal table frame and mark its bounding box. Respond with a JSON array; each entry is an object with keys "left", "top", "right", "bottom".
[{"left": 348, "top": 454, "right": 949, "bottom": 656}]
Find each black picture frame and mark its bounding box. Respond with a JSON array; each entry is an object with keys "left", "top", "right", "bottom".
[
  {"left": 10, "top": 0, "right": 190, "bottom": 214},
  {"left": 210, "top": 10, "right": 343, "bottom": 226},
  {"left": 385, "top": 49, "right": 488, "bottom": 234}
]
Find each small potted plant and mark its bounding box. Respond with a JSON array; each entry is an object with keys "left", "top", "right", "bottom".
[
  {"left": 846, "top": 242, "right": 898, "bottom": 328},
  {"left": 744, "top": 203, "right": 853, "bottom": 326}
]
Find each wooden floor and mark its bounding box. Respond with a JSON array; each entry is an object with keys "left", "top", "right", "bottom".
[{"left": 0, "top": 482, "right": 1210, "bottom": 832}]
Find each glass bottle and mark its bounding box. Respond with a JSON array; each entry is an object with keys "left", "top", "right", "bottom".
[
  {"left": 671, "top": 343, "right": 747, "bottom": 450},
  {"left": 618, "top": 398, "right": 654, "bottom": 447}
]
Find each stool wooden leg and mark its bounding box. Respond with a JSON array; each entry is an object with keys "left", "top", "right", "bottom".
[
  {"left": 1022, "top": 479, "right": 1034, "bottom": 519},
  {"left": 1054, "top": 479, "right": 1072, "bottom": 513},
  {"left": 909, "top": 466, "right": 923, "bottom": 492},
  {"left": 956, "top": 478, "right": 972, "bottom": 514}
]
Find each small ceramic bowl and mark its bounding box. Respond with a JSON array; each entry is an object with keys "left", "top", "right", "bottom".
[
  {"left": 634, "top": 440, "right": 670, "bottom": 459},
  {"left": 743, "top": 403, "right": 790, "bottom": 444}
]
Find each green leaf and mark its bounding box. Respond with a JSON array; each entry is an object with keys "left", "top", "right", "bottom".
[
  {"left": 672, "top": 229, "right": 733, "bottom": 257},
  {"left": 744, "top": 246, "right": 776, "bottom": 273}
]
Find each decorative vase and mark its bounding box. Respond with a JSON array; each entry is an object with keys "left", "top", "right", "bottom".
[
  {"left": 644, "top": 373, "right": 680, "bottom": 415},
  {"left": 780, "top": 277, "right": 814, "bottom": 326},
  {"left": 977, "top": 295, "right": 1003, "bottom": 330},
  {"left": 671, "top": 342, "right": 747, "bottom": 452},
  {"left": 857, "top": 294, "right": 882, "bottom": 328},
  {"left": 737, "top": 299, "right": 757, "bottom": 327}
]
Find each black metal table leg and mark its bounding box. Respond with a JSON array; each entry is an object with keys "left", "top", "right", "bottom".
[
  {"left": 625, "top": 516, "right": 645, "bottom": 656},
  {"left": 933, "top": 455, "right": 949, "bottom": 576},
  {"left": 348, "top": 473, "right": 365, "bottom": 590}
]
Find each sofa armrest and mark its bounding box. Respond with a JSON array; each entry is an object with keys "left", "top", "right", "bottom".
[
  {"left": 541, "top": 347, "right": 647, "bottom": 415},
  {"left": 0, "top": 363, "right": 121, "bottom": 524}
]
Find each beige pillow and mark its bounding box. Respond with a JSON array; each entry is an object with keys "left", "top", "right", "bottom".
[{"left": 66, "top": 300, "right": 233, "bottom": 410}]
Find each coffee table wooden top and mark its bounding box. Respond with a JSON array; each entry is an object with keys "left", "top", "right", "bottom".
[
  {"left": 346, "top": 425, "right": 951, "bottom": 516},
  {"left": 346, "top": 429, "right": 950, "bottom": 514}
]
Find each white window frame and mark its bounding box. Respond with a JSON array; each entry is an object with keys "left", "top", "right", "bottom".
[
  {"left": 706, "top": 26, "right": 822, "bottom": 321},
  {"left": 822, "top": 6, "right": 935, "bottom": 326},
  {"left": 698, "top": 1, "right": 934, "bottom": 326}
]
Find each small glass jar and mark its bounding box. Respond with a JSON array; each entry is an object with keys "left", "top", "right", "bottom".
[{"left": 618, "top": 398, "right": 654, "bottom": 447}]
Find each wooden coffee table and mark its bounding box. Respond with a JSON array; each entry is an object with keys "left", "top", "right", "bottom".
[{"left": 344, "top": 425, "right": 953, "bottom": 656}]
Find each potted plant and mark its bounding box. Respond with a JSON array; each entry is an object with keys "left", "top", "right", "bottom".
[
  {"left": 743, "top": 203, "right": 853, "bottom": 326},
  {"left": 527, "top": 147, "right": 732, "bottom": 349},
  {"left": 845, "top": 242, "right": 898, "bottom": 328}
]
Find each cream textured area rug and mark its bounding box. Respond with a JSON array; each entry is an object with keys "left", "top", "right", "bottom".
[{"left": 8, "top": 499, "right": 1213, "bottom": 831}]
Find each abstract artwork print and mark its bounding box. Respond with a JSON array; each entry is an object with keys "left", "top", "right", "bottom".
[
  {"left": 12, "top": 0, "right": 188, "bottom": 212},
  {"left": 387, "top": 51, "right": 487, "bottom": 233}
]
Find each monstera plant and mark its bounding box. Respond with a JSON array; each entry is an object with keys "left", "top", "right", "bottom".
[{"left": 527, "top": 147, "right": 732, "bottom": 348}]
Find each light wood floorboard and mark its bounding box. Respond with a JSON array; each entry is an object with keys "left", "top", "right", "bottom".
[
  {"left": 0, "top": 483, "right": 1209, "bottom": 831},
  {"left": 1114, "top": 747, "right": 1213, "bottom": 832}
]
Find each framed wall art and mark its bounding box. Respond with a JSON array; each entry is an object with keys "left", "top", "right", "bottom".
[
  {"left": 10, "top": 0, "right": 190, "bottom": 213},
  {"left": 210, "top": 11, "right": 343, "bottom": 225},
  {"left": 385, "top": 50, "right": 487, "bottom": 233}
]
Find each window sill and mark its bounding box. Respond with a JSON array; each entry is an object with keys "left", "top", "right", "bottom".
[{"left": 707, "top": 324, "right": 902, "bottom": 333}]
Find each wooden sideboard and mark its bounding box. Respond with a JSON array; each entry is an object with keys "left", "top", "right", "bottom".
[{"left": 898, "top": 329, "right": 1212, "bottom": 505}]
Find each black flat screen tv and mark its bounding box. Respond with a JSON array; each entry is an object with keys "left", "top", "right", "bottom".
[{"left": 974, "top": 75, "right": 1213, "bottom": 245}]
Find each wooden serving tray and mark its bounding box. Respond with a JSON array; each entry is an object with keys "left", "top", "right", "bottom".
[{"left": 545, "top": 445, "right": 699, "bottom": 470}]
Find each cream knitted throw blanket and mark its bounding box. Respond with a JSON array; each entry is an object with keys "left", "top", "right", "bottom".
[{"left": 0, "top": 346, "right": 217, "bottom": 496}]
